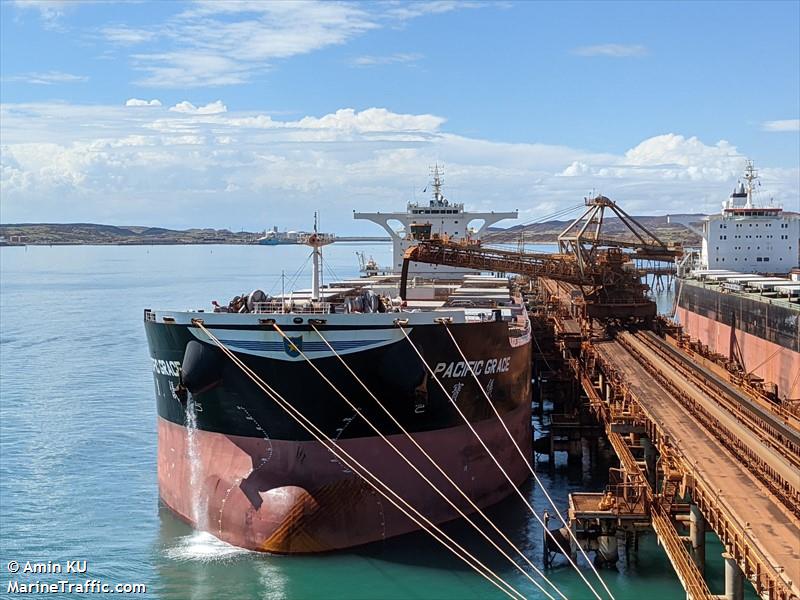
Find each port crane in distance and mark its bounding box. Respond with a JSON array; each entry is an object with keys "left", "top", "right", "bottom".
[{"left": 400, "top": 195, "right": 684, "bottom": 321}]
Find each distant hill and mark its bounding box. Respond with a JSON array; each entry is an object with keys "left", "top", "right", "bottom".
[
  {"left": 484, "top": 213, "right": 705, "bottom": 245},
  {"left": 0, "top": 223, "right": 258, "bottom": 245},
  {"left": 1, "top": 214, "right": 706, "bottom": 246}
]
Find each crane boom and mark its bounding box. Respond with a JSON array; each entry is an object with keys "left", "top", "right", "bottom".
[
  {"left": 400, "top": 241, "right": 655, "bottom": 318},
  {"left": 399, "top": 195, "right": 683, "bottom": 321}
]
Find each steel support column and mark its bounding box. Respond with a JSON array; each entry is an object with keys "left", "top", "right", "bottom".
[
  {"left": 723, "top": 552, "right": 744, "bottom": 600},
  {"left": 689, "top": 504, "right": 705, "bottom": 572}
]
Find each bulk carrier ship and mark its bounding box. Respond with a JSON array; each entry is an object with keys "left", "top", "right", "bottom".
[
  {"left": 675, "top": 162, "right": 800, "bottom": 403},
  {"left": 144, "top": 169, "right": 532, "bottom": 552}
]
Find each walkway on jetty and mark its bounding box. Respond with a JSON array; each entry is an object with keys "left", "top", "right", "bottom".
[
  {"left": 594, "top": 337, "right": 799, "bottom": 599},
  {"left": 532, "top": 277, "right": 799, "bottom": 600}
]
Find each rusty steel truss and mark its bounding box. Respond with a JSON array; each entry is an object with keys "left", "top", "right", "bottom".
[
  {"left": 558, "top": 195, "right": 682, "bottom": 269},
  {"left": 401, "top": 195, "right": 682, "bottom": 319}
]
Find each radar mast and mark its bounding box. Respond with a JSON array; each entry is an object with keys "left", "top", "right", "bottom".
[
  {"left": 743, "top": 160, "right": 759, "bottom": 208},
  {"left": 300, "top": 212, "right": 334, "bottom": 301},
  {"left": 430, "top": 164, "right": 446, "bottom": 206}
]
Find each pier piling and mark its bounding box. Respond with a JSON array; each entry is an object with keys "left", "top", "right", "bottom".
[
  {"left": 723, "top": 552, "right": 744, "bottom": 600},
  {"left": 689, "top": 504, "right": 705, "bottom": 572}
]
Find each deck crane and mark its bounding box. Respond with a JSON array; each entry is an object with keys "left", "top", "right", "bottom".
[{"left": 400, "top": 195, "right": 683, "bottom": 320}]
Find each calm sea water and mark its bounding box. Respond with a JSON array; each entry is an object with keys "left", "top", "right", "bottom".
[{"left": 0, "top": 245, "right": 748, "bottom": 599}]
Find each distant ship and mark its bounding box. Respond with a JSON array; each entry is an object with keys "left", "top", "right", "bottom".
[
  {"left": 144, "top": 166, "right": 529, "bottom": 552},
  {"left": 676, "top": 161, "right": 800, "bottom": 403},
  {"left": 258, "top": 226, "right": 389, "bottom": 246},
  {"left": 355, "top": 251, "right": 389, "bottom": 277},
  {"left": 257, "top": 227, "right": 314, "bottom": 245}
]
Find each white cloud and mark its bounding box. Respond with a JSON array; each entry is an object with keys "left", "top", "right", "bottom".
[
  {"left": 572, "top": 44, "right": 648, "bottom": 58},
  {"left": 169, "top": 100, "right": 228, "bottom": 115},
  {"left": 133, "top": 52, "right": 252, "bottom": 88},
  {"left": 95, "top": 1, "right": 483, "bottom": 88},
  {"left": 351, "top": 53, "right": 423, "bottom": 67},
  {"left": 383, "top": 1, "right": 483, "bottom": 20},
  {"left": 291, "top": 108, "right": 443, "bottom": 132},
  {"left": 125, "top": 98, "right": 162, "bottom": 107},
  {"left": 120, "top": 2, "right": 378, "bottom": 88},
  {"left": 560, "top": 161, "right": 591, "bottom": 177},
  {"left": 762, "top": 119, "right": 800, "bottom": 132},
  {"left": 149, "top": 106, "right": 443, "bottom": 135},
  {"left": 162, "top": 135, "right": 206, "bottom": 146},
  {"left": 2, "top": 101, "right": 796, "bottom": 230},
  {"left": 12, "top": 0, "right": 78, "bottom": 29},
  {"left": 4, "top": 71, "right": 88, "bottom": 85},
  {"left": 560, "top": 134, "right": 744, "bottom": 184},
  {"left": 621, "top": 134, "right": 741, "bottom": 178},
  {"left": 101, "top": 26, "right": 156, "bottom": 45}
]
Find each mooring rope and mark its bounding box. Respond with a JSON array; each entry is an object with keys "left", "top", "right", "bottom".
[
  {"left": 307, "top": 323, "right": 566, "bottom": 600},
  {"left": 193, "top": 321, "right": 524, "bottom": 600},
  {"left": 400, "top": 326, "right": 605, "bottom": 600},
  {"left": 788, "top": 364, "right": 800, "bottom": 399},
  {"left": 441, "top": 323, "right": 616, "bottom": 600}
]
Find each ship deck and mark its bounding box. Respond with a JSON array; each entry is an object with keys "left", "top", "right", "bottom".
[
  {"left": 147, "top": 273, "right": 529, "bottom": 329},
  {"left": 681, "top": 275, "right": 800, "bottom": 309}
]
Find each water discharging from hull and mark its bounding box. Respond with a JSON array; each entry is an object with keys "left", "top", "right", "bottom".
[
  {"left": 163, "top": 531, "right": 250, "bottom": 562},
  {"left": 184, "top": 393, "right": 207, "bottom": 531}
]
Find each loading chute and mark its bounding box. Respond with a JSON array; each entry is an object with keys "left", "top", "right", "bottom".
[{"left": 401, "top": 195, "right": 683, "bottom": 320}]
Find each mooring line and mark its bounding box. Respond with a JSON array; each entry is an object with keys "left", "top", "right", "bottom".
[
  {"left": 401, "top": 326, "right": 605, "bottom": 600},
  {"left": 278, "top": 324, "right": 559, "bottom": 599},
  {"left": 306, "top": 323, "right": 566, "bottom": 600},
  {"left": 442, "top": 323, "right": 616, "bottom": 599},
  {"left": 193, "top": 321, "right": 524, "bottom": 600}
]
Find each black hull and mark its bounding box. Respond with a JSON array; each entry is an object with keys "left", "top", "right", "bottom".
[{"left": 145, "top": 320, "right": 532, "bottom": 441}]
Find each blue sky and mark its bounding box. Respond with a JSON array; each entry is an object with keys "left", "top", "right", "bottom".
[{"left": 1, "top": 0, "right": 798, "bottom": 231}]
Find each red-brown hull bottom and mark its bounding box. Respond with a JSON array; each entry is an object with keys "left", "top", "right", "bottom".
[
  {"left": 158, "top": 404, "right": 532, "bottom": 553},
  {"left": 677, "top": 307, "right": 800, "bottom": 398}
]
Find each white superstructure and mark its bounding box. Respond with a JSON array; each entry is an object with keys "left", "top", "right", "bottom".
[
  {"left": 701, "top": 162, "right": 799, "bottom": 273},
  {"left": 354, "top": 165, "right": 517, "bottom": 276}
]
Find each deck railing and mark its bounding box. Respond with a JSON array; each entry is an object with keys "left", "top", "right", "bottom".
[{"left": 252, "top": 301, "right": 332, "bottom": 314}]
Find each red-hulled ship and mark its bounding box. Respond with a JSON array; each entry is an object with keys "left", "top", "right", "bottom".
[
  {"left": 144, "top": 169, "right": 531, "bottom": 552},
  {"left": 675, "top": 162, "right": 800, "bottom": 402}
]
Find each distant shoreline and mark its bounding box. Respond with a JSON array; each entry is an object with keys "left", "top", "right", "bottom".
[
  {"left": 0, "top": 215, "right": 704, "bottom": 247},
  {"left": 0, "top": 222, "right": 259, "bottom": 246},
  {"left": 0, "top": 242, "right": 392, "bottom": 247},
  {"left": 0, "top": 238, "right": 565, "bottom": 247},
  {"left": 0, "top": 240, "right": 256, "bottom": 247}
]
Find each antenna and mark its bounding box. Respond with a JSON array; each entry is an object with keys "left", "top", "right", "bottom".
[
  {"left": 743, "top": 159, "right": 759, "bottom": 208},
  {"left": 430, "top": 163, "right": 446, "bottom": 206}
]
